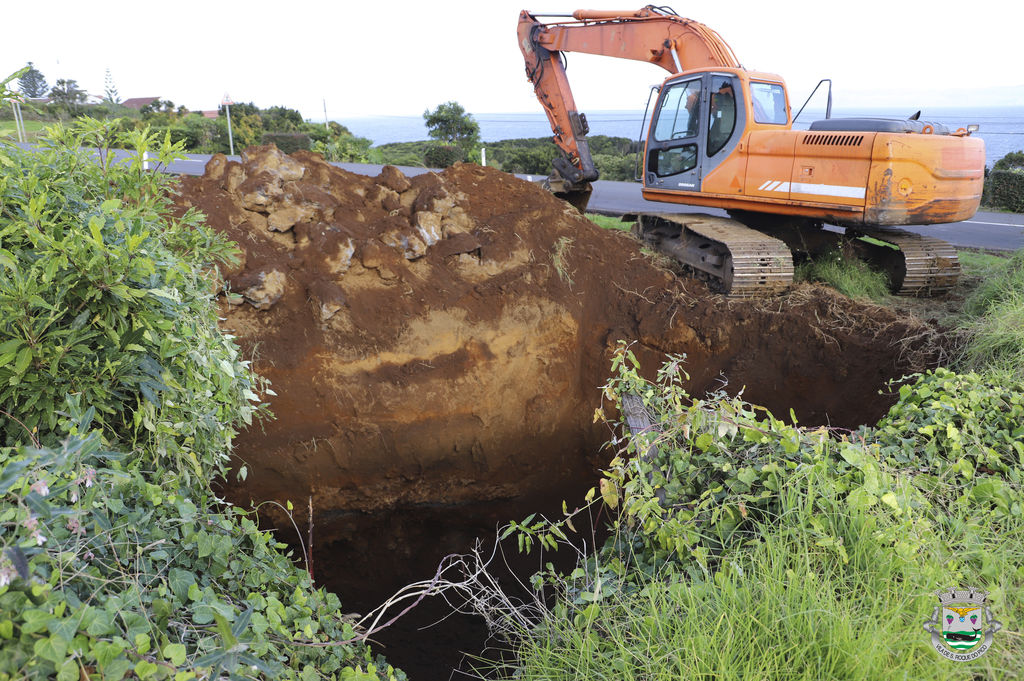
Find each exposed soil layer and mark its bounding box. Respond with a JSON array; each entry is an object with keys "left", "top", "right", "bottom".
[{"left": 174, "top": 146, "right": 942, "bottom": 520}]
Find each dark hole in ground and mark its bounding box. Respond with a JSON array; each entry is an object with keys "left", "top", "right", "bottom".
[{"left": 310, "top": 474, "right": 606, "bottom": 680}]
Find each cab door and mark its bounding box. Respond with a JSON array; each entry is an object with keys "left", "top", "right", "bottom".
[
  {"left": 644, "top": 76, "right": 704, "bottom": 192},
  {"left": 644, "top": 73, "right": 745, "bottom": 193}
]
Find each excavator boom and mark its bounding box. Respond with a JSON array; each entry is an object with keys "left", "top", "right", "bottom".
[{"left": 518, "top": 7, "right": 738, "bottom": 188}]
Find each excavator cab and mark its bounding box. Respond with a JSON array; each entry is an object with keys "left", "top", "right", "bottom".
[{"left": 644, "top": 72, "right": 747, "bottom": 193}]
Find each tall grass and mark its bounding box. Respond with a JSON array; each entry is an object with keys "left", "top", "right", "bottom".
[
  {"left": 795, "top": 247, "right": 891, "bottom": 301},
  {"left": 957, "top": 249, "right": 1024, "bottom": 376},
  {"left": 495, "top": 499, "right": 1023, "bottom": 681},
  {"left": 585, "top": 213, "right": 632, "bottom": 232}
]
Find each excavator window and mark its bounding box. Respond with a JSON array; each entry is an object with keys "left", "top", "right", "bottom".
[
  {"left": 653, "top": 144, "right": 698, "bottom": 177},
  {"left": 652, "top": 78, "right": 701, "bottom": 142},
  {"left": 750, "top": 82, "right": 787, "bottom": 124},
  {"left": 707, "top": 77, "right": 736, "bottom": 156}
]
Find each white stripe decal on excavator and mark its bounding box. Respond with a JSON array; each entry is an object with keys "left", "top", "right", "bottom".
[{"left": 758, "top": 180, "right": 864, "bottom": 199}]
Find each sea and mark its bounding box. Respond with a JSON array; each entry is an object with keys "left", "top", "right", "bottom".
[{"left": 341, "top": 107, "right": 1024, "bottom": 170}]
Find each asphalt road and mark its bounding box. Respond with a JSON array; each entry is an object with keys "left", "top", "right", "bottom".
[{"left": 17, "top": 145, "right": 1024, "bottom": 251}]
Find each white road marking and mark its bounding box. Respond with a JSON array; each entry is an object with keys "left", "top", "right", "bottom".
[{"left": 964, "top": 220, "right": 1024, "bottom": 227}]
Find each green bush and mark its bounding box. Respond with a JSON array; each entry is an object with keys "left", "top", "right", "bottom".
[
  {"left": 983, "top": 169, "right": 1024, "bottom": 213},
  {"left": 261, "top": 133, "right": 311, "bottom": 155},
  {"left": 310, "top": 136, "right": 372, "bottom": 163},
  {"left": 0, "top": 119, "right": 401, "bottom": 679},
  {"left": 424, "top": 143, "right": 464, "bottom": 168},
  {"left": 498, "top": 146, "right": 556, "bottom": 174},
  {"left": 993, "top": 150, "right": 1024, "bottom": 171},
  {"left": 591, "top": 152, "right": 636, "bottom": 181}
]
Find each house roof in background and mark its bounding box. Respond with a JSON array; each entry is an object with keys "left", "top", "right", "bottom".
[{"left": 121, "top": 97, "right": 160, "bottom": 110}]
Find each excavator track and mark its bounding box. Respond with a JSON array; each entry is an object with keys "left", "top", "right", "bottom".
[
  {"left": 633, "top": 213, "right": 794, "bottom": 297},
  {"left": 854, "top": 228, "right": 961, "bottom": 296}
]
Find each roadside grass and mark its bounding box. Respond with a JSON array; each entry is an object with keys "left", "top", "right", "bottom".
[
  {"left": 0, "top": 118, "right": 47, "bottom": 140},
  {"left": 795, "top": 247, "right": 891, "bottom": 301},
  {"left": 585, "top": 213, "right": 632, "bottom": 232},
  {"left": 959, "top": 249, "right": 1014, "bottom": 281},
  {"left": 954, "top": 248, "right": 1024, "bottom": 377},
  {"left": 498, "top": 492, "right": 1024, "bottom": 681}
]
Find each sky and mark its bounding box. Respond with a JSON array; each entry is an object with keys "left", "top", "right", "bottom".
[{"left": 5, "top": 0, "right": 1023, "bottom": 123}]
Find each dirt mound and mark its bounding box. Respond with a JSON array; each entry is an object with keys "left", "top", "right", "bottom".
[{"left": 175, "top": 147, "right": 940, "bottom": 516}]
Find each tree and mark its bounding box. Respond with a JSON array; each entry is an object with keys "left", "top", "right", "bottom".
[
  {"left": 49, "top": 78, "right": 87, "bottom": 115},
  {"left": 18, "top": 62, "right": 48, "bottom": 98},
  {"left": 262, "top": 105, "right": 305, "bottom": 132},
  {"left": 993, "top": 150, "right": 1024, "bottom": 172},
  {"left": 423, "top": 101, "right": 480, "bottom": 149},
  {"left": 103, "top": 67, "right": 120, "bottom": 104}
]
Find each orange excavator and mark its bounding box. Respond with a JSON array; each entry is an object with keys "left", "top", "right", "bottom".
[{"left": 517, "top": 6, "right": 985, "bottom": 295}]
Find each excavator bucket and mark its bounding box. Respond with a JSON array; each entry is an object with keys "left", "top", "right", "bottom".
[
  {"left": 552, "top": 185, "right": 592, "bottom": 213},
  {"left": 542, "top": 173, "right": 593, "bottom": 213}
]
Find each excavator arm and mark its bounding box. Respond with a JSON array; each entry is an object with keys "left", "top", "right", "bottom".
[{"left": 517, "top": 6, "right": 740, "bottom": 198}]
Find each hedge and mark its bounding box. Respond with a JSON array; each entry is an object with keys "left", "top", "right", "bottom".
[{"left": 983, "top": 169, "right": 1024, "bottom": 213}]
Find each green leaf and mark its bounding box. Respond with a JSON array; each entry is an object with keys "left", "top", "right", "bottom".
[
  {"left": 736, "top": 468, "right": 758, "bottom": 486},
  {"left": 89, "top": 216, "right": 105, "bottom": 244},
  {"left": 47, "top": 616, "right": 78, "bottom": 642},
  {"left": 214, "top": 612, "right": 238, "bottom": 649},
  {"left": 134, "top": 660, "right": 160, "bottom": 679},
  {"left": 14, "top": 346, "right": 32, "bottom": 375},
  {"left": 20, "top": 608, "right": 51, "bottom": 634},
  {"left": 168, "top": 568, "right": 195, "bottom": 603},
  {"left": 94, "top": 640, "right": 125, "bottom": 668},
  {"left": 34, "top": 633, "right": 69, "bottom": 664},
  {"left": 57, "top": 658, "right": 79, "bottom": 681},
  {"left": 163, "top": 642, "right": 187, "bottom": 666}
]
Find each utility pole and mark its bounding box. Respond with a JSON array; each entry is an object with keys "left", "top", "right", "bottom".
[
  {"left": 323, "top": 98, "right": 329, "bottom": 130},
  {"left": 222, "top": 93, "right": 235, "bottom": 156},
  {"left": 11, "top": 97, "right": 26, "bottom": 143}
]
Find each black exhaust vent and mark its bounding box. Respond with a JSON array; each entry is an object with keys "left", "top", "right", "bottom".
[{"left": 803, "top": 133, "right": 865, "bottom": 147}]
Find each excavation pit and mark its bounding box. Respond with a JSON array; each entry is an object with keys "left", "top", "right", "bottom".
[{"left": 175, "top": 148, "right": 945, "bottom": 678}]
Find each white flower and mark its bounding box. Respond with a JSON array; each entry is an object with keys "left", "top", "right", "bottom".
[
  {"left": 34, "top": 532, "right": 46, "bottom": 546},
  {"left": 30, "top": 480, "right": 49, "bottom": 497},
  {"left": 0, "top": 564, "right": 15, "bottom": 587}
]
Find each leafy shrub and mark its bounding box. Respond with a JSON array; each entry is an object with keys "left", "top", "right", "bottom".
[
  {"left": 261, "top": 133, "right": 311, "bottom": 155},
  {"left": 310, "top": 135, "right": 372, "bottom": 163},
  {"left": 498, "top": 146, "right": 556, "bottom": 174},
  {"left": 591, "top": 152, "right": 636, "bottom": 181},
  {"left": 424, "top": 143, "right": 464, "bottom": 168},
  {"left": 983, "top": 169, "right": 1024, "bottom": 213},
  {"left": 0, "top": 119, "right": 401, "bottom": 679},
  {"left": 993, "top": 150, "right": 1024, "bottom": 171}
]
